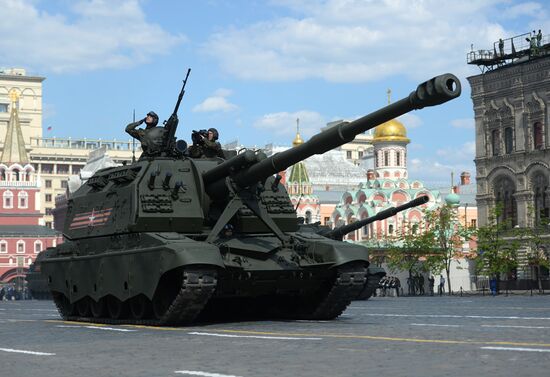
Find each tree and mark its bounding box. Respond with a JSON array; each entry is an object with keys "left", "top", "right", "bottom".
[
  {"left": 472, "top": 204, "right": 521, "bottom": 293},
  {"left": 385, "top": 203, "right": 474, "bottom": 295},
  {"left": 386, "top": 229, "right": 428, "bottom": 295},
  {"left": 521, "top": 207, "right": 550, "bottom": 293},
  {"left": 422, "top": 204, "right": 474, "bottom": 295}
]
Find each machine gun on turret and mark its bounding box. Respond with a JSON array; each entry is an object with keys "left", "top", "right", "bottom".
[
  {"left": 162, "top": 68, "right": 191, "bottom": 153},
  {"left": 324, "top": 196, "right": 430, "bottom": 241},
  {"left": 202, "top": 74, "right": 460, "bottom": 242}
]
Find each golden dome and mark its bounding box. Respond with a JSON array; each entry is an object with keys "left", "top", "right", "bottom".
[
  {"left": 293, "top": 118, "right": 304, "bottom": 146},
  {"left": 373, "top": 119, "right": 410, "bottom": 143},
  {"left": 293, "top": 132, "right": 304, "bottom": 146}
]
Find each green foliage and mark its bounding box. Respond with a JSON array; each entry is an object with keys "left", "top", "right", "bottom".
[
  {"left": 520, "top": 207, "right": 550, "bottom": 292},
  {"left": 473, "top": 204, "right": 520, "bottom": 279},
  {"left": 422, "top": 204, "right": 474, "bottom": 293},
  {"left": 386, "top": 230, "right": 427, "bottom": 276},
  {"left": 385, "top": 203, "right": 474, "bottom": 295}
]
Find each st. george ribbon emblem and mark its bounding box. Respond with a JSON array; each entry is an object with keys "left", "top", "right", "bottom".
[{"left": 69, "top": 208, "right": 112, "bottom": 230}]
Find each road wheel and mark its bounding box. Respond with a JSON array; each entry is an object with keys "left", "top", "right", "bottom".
[
  {"left": 90, "top": 298, "right": 107, "bottom": 318},
  {"left": 130, "top": 295, "right": 152, "bottom": 320},
  {"left": 76, "top": 297, "right": 91, "bottom": 317},
  {"left": 106, "top": 296, "right": 128, "bottom": 320}
]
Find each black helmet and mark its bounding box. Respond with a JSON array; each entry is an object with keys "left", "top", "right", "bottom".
[
  {"left": 208, "top": 128, "right": 219, "bottom": 141},
  {"left": 146, "top": 111, "right": 159, "bottom": 127}
]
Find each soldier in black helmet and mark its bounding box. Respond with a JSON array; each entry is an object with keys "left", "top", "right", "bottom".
[
  {"left": 188, "top": 127, "right": 224, "bottom": 158},
  {"left": 125, "top": 111, "right": 162, "bottom": 157}
]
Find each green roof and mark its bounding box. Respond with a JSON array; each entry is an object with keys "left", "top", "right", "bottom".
[{"left": 288, "top": 161, "right": 310, "bottom": 184}]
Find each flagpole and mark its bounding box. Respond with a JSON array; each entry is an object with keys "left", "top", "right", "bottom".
[{"left": 132, "top": 109, "right": 136, "bottom": 163}]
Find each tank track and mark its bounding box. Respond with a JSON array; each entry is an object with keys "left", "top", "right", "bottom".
[
  {"left": 269, "top": 262, "right": 366, "bottom": 320},
  {"left": 356, "top": 272, "right": 384, "bottom": 300},
  {"left": 52, "top": 267, "right": 217, "bottom": 326},
  {"left": 303, "top": 262, "right": 367, "bottom": 319}
]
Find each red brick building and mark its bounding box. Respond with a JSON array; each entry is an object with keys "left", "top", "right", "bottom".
[{"left": 0, "top": 90, "right": 60, "bottom": 284}]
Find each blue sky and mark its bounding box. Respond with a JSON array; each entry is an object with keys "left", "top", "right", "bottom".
[{"left": 1, "top": 0, "right": 548, "bottom": 184}]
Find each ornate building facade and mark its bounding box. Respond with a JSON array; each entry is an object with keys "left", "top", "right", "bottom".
[
  {"left": 331, "top": 117, "right": 441, "bottom": 241},
  {"left": 0, "top": 90, "right": 60, "bottom": 284},
  {"left": 285, "top": 126, "right": 320, "bottom": 224},
  {"left": 468, "top": 35, "right": 550, "bottom": 284},
  {"left": 0, "top": 68, "right": 136, "bottom": 228},
  {"left": 469, "top": 51, "right": 550, "bottom": 229}
]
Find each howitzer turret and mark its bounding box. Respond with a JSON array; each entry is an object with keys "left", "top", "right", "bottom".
[
  {"left": 204, "top": 73, "right": 460, "bottom": 196},
  {"left": 325, "top": 196, "right": 430, "bottom": 241},
  {"left": 40, "top": 72, "right": 461, "bottom": 326}
]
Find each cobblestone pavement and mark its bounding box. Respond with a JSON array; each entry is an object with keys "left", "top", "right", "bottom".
[{"left": 1, "top": 295, "right": 549, "bottom": 377}]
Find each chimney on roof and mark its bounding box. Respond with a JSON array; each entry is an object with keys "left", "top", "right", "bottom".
[{"left": 460, "top": 171, "right": 471, "bottom": 185}]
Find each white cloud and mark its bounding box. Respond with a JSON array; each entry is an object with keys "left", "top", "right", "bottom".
[
  {"left": 253, "top": 110, "right": 325, "bottom": 138},
  {"left": 501, "top": 2, "right": 543, "bottom": 18},
  {"left": 193, "top": 88, "right": 238, "bottom": 113},
  {"left": 451, "top": 118, "right": 475, "bottom": 129},
  {"left": 399, "top": 113, "right": 423, "bottom": 129},
  {"left": 0, "top": 0, "right": 184, "bottom": 73},
  {"left": 408, "top": 140, "right": 476, "bottom": 183},
  {"left": 436, "top": 141, "right": 476, "bottom": 162},
  {"left": 203, "top": 0, "right": 541, "bottom": 82},
  {"left": 408, "top": 157, "right": 475, "bottom": 185}
]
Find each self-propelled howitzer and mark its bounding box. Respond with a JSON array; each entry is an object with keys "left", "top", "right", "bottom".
[
  {"left": 40, "top": 74, "right": 461, "bottom": 326},
  {"left": 325, "top": 196, "right": 430, "bottom": 241},
  {"left": 320, "top": 196, "right": 429, "bottom": 299}
]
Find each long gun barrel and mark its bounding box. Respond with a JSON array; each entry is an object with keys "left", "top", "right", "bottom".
[
  {"left": 205, "top": 74, "right": 460, "bottom": 193},
  {"left": 203, "top": 150, "right": 266, "bottom": 186},
  {"left": 325, "top": 196, "right": 430, "bottom": 240}
]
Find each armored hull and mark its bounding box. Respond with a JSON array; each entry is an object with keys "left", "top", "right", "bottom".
[
  {"left": 41, "top": 73, "right": 461, "bottom": 325},
  {"left": 25, "top": 252, "right": 52, "bottom": 300}
]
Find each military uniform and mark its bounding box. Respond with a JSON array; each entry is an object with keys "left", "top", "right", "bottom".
[
  {"left": 188, "top": 128, "right": 225, "bottom": 158},
  {"left": 188, "top": 139, "right": 224, "bottom": 158},
  {"left": 126, "top": 111, "right": 164, "bottom": 158}
]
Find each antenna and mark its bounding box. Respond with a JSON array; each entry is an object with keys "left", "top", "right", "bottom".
[{"left": 132, "top": 109, "right": 136, "bottom": 163}]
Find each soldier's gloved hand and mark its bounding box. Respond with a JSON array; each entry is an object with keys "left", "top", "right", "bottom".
[{"left": 139, "top": 117, "right": 146, "bottom": 125}]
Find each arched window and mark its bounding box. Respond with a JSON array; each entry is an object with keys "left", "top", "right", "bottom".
[
  {"left": 305, "top": 211, "right": 312, "bottom": 224},
  {"left": 494, "top": 176, "right": 517, "bottom": 227},
  {"left": 34, "top": 240, "right": 43, "bottom": 253},
  {"left": 388, "top": 224, "right": 394, "bottom": 234},
  {"left": 3, "top": 190, "right": 13, "bottom": 208},
  {"left": 0, "top": 240, "right": 7, "bottom": 253},
  {"left": 504, "top": 127, "right": 513, "bottom": 154},
  {"left": 533, "top": 174, "right": 549, "bottom": 225},
  {"left": 412, "top": 223, "right": 419, "bottom": 234},
  {"left": 491, "top": 129, "right": 501, "bottom": 156},
  {"left": 18, "top": 191, "right": 28, "bottom": 209},
  {"left": 384, "top": 151, "right": 389, "bottom": 166},
  {"left": 0, "top": 169, "right": 5, "bottom": 181},
  {"left": 362, "top": 216, "right": 369, "bottom": 236},
  {"left": 534, "top": 122, "right": 544, "bottom": 150},
  {"left": 13, "top": 169, "right": 20, "bottom": 181},
  {"left": 16, "top": 240, "right": 25, "bottom": 253}
]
